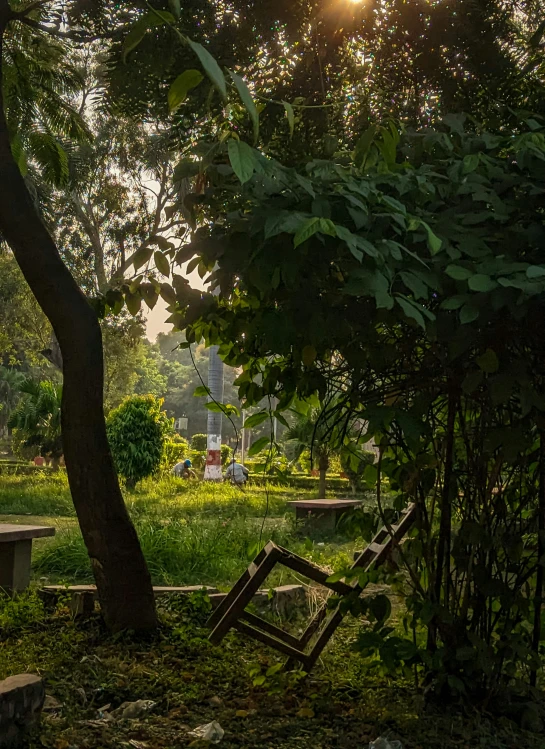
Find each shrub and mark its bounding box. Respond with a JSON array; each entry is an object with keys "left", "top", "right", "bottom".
[
  {"left": 161, "top": 436, "right": 189, "bottom": 472},
  {"left": 107, "top": 394, "right": 172, "bottom": 488},
  {"left": 221, "top": 444, "right": 233, "bottom": 466},
  {"left": 191, "top": 433, "right": 207, "bottom": 451}
]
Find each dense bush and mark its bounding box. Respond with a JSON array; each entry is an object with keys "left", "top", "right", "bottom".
[
  {"left": 191, "top": 433, "right": 207, "bottom": 451},
  {"left": 221, "top": 444, "right": 233, "bottom": 465},
  {"left": 161, "top": 435, "right": 189, "bottom": 472},
  {"left": 107, "top": 395, "right": 172, "bottom": 488}
]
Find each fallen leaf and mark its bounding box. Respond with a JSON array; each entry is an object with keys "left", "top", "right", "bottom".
[
  {"left": 236, "top": 710, "right": 248, "bottom": 718},
  {"left": 296, "top": 707, "right": 314, "bottom": 718}
]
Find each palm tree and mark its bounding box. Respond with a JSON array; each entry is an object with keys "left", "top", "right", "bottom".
[
  {"left": 285, "top": 408, "right": 335, "bottom": 499},
  {"left": 8, "top": 378, "right": 63, "bottom": 467}
]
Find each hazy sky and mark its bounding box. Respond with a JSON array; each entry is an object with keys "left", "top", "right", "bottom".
[{"left": 144, "top": 265, "right": 205, "bottom": 341}]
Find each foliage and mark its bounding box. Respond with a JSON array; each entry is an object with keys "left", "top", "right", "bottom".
[
  {"left": 107, "top": 394, "right": 172, "bottom": 488},
  {"left": 340, "top": 447, "right": 375, "bottom": 494},
  {"left": 221, "top": 443, "right": 233, "bottom": 466},
  {"left": 8, "top": 379, "right": 62, "bottom": 460},
  {"left": 162, "top": 117, "right": 545, "bottom": 696},
  {"left": 160, "top": 435, "right": 189, "bottom": 471},
  {"left": 191, "top": 433, "right": 207, "bottom": 451}
]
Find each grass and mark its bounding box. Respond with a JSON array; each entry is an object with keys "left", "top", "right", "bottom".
[
  {"left": 0, "top": 592, "right": 541, "bottom": 749},
  {"left": 0, "top": 474, "right": 543, "bottom": 747},
  {"left": 0, "top": 473, "right": 359, "bottom": 587}
]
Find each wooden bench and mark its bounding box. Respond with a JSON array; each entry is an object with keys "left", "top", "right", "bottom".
[
  {"left": 287, "top": 499, "right": 362, "bottom": 534},
  {"left": 0, "top": 524, "right": 55, "bottom": 594},
  {"left": 208, "top": 504, "right": 417, "bottom": 671}
]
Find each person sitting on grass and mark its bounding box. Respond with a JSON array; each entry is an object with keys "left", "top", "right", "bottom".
[
  {"left": 224, "top": 458, "right": 249, "bottom": 486},
  {"left": 172, "top": 459, "right": 196, "bottom": 479}
]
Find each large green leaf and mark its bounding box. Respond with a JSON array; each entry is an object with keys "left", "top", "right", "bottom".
[
  {"left": 248, "top": 436, "right": 271, "bottom": 457},
  {"left": 526, "top": 265, "right": 545, "bottom": 279},
  {"left": 446, "top": 265, "right": 473, "bottom": 281},
  {"left": 468, "top": 274, "right": 497, "bottom": 292},
  {"left": 396, "top": 297, "right": 427, "bottom": 330},
  {"left": 186, "top": 39, "right": 227, "bottom": 100},
  {"left": 293, "top": 217, "right": 322, "bottom": 248},
  {"left": 132, "top": 245, "right": 154, "bottom": 270},
  {"left": 168, "top": 70, "right": 204, "bottom": 112},
  {"left": 244, "top": 411, "right": 269, "bottom": 428},
  {"left": 228, "top": 139, "right": 256, "bottom": 184},
  {"left": 229, "top": 70, "right": 259, "bottom": 144},
  {"left": 154, "top": 251, "right": 170, "bottom": 277}
]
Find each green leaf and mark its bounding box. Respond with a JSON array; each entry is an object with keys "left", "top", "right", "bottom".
[
  {"left": 244, "top": 411, "right": 269, "bottom": 428},
  {"left": 125, "top": 291, "right": 142, "bottom": 316},
  {"left": 133, "top": 245, "right": 154, "bottom": 270},
  {"left": 468, "top": 274, "right": 497, "bottom": 292},
  {"left": 186, "top": 38, "right": 227, "bottom": 100},
  {"left": 302, "top": 345, "right": 317, "bottom": 366},
  {"left": 154, "top": 251, "right": 170, "bottom": 277},
  {"left": 440, "top": 295, "right": 467, "bottom": 310},
  {"left": 353, "top": 125, "right": 377, "bottom": 168},
  {"left": 194, "top": 385, "right": 210, "bottom": 397},
  {"left": 168, "top": 69, "right": 204, "bottom": 112},
  {"left": 476, "top": 348, "right": 499, "bottom": 374},
  {"left": 228, "top": 139, "right": 256, "bottom": 184},
  {"left": 229, "top": 70, "right": 259, "bottom": 144},
  {"left": 318, "top": 218, "right": 337, "bottom": 237},
  {"left": 396, "top": 297, "right": 427, "bottom": 330},
  {"left": 168, "top": 0, "right": 181, "bottom": 18},
  {"left": 421, "top": 222, "right": 442, "bottom": 255},
  {"left": 283, "top": 101, "right": 295, "bottom": 138},
  {"left": 446, "top": 265, "right": 473, "bottom": 281},
  {"left": 248, "top": 436, "right": 271, "bottom": 457},
  {"left": 399, "top": 271, "right": 428, "bottom": 300},
  {"left": 460, "top": 304, "right": 479, "bottom": 324},
  {"left": 526, "top": 265, "right": 545, "bottom": 279},
  {"left": 463, "top": 153, "right": 480, "bottom": 173},
  {"left": 294, "top": 217, "right": 322, "bottom": 248},
  {"left": 123, "top": 11, "right": 174, "bottom": 62}
]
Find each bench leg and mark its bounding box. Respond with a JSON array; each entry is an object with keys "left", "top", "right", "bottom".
[{"left": 0, "top": 540, "right": 32, "bottom": 594}]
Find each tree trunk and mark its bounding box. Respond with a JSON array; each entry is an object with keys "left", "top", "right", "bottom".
[
  {"left": 318, "top": 451, "right": 329, "bottom": 499},
  {"left": 204, "top": 344, "right": 224, "bottom": 481},
  {"left": 0, "top": 12, "right": 157, "bottom": 632}
]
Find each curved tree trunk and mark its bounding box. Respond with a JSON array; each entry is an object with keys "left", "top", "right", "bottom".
[{"left": 0, "top": 14, "right": 157, "bottom": 632}]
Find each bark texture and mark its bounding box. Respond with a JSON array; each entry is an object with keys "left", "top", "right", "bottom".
[{"left": 0, "top": 10, "right": 157, "bottom": 632}]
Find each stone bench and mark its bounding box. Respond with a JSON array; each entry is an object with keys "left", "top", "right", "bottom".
[
  {"left": 0, "top": 524, "right": 55, "bottom": 594},
  {"left": 287, "top": 499, "right": 362, "bottom": 534}
]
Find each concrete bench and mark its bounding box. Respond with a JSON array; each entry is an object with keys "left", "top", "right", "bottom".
[
  {"left": 0, "top": 524, "right": 55, "bottom": 594},
  {"left": 287, "top": 499, "right": 362, "bottom": 534}
]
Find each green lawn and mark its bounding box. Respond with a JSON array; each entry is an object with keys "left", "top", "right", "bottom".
[{"left": 0, "top": 473, "right": 542, "bottom": 748}]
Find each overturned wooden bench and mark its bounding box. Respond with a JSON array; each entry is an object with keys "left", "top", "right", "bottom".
[
  {"left": 207, "top": 503, "right": 417, "bottom": 671},
  {"left": 39, "top": 583, "right": 306, "bottom": 619}
]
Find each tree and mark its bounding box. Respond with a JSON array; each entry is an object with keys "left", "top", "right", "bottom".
[
  {"left": 107, "top": 394, "right": 171, "bottom": 489},
  {"left": 164, "top": 117, "right": 545, "bottom": 695},
  {"left": 285, "top": 407, "right": 336, "bottom": 498},
  {"left": 8, "top": 378, "right": 62, "bottom": 466},
  {"left": 0, "top": 0, "right": 157, "bottom": 632},
  {"left": 0, "top": 366, "right": 25, "bottom": 432}
]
